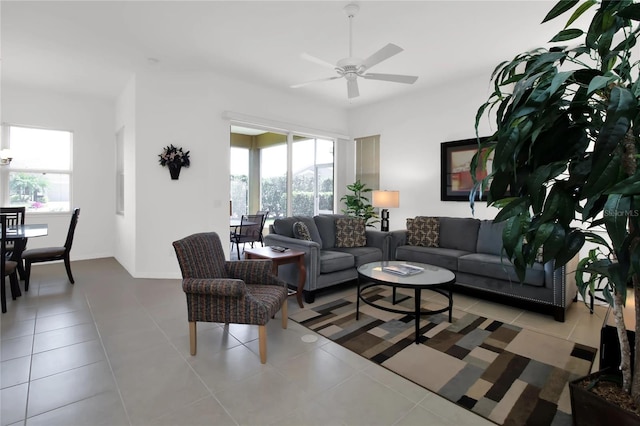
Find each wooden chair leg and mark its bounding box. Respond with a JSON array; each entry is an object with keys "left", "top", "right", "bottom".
[
  {"left": 189, "top": 321, "right": 197, "bottom": 355},
  {"left": 24, "top": 260, "right": 31, "bottom": 291},
  {"left": 281, "top": 299, "right": 288, "bottom": 329},
  {"left": 9, "top": 272, "right": 19, "bottom": 300},
  {"left": 64, "top": 254, "right": 75, "bottom": 284},
  {"left": 1, "top": 276, "right": 6, "bottom": 313},
  {"left": 259, "top": 325, "right": 267, "bottom": 364}
]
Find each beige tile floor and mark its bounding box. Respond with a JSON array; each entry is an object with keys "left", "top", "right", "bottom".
[{"left": 0, "top": 257, "right": 611, "bottom": 426}]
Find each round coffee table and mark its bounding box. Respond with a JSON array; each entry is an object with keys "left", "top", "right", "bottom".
[{"left": 356, "top": 261, "right": 456, "bottom": 344}]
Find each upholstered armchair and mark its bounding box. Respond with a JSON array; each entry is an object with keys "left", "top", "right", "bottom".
[{"left": 172, "top": 231, "right": 288, "bottom": 364}]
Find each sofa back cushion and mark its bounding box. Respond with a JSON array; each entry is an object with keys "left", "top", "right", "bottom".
[
  {"left": 407, "top": 217, "right": 440, "bottom": 247},
  {"left": 314, "top": 214, "right": 341, "bottom": 249},
  {"left": 438, "top": 217, "right": 480, "bottom": 252},
  {"left": 335, "top": 217, "right": 367, "bottom": 247},
  {"left": 272, "top": 216, "right": 323, "bottom": 245},
  {"left": 476, "top": 220, "right": 506, "bottom": 256}
]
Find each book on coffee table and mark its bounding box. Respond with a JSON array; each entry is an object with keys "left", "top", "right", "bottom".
[{"left": 382, "top": 264, "right": 424, "bottom": 276}]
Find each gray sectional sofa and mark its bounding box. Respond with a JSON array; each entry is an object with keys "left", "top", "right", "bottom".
[
  {"left": 263, "top": 214, "right": 389, "bottom": 303},
  {"left": 389, "top": 216, "right": 578, "bottom": 322}
]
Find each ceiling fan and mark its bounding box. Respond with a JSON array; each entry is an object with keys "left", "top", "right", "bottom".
[{"left": 291, "top": 3, "right": 418, "bottom": 99}]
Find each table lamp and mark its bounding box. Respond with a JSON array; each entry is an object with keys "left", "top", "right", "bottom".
[{"left": 372, "top": 190, "right": 399, "bottom": 232}]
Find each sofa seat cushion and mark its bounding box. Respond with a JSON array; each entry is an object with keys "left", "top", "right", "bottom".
[
  {"left": 458, "top": 253, "right": 545, "bottom": 287},
  {"left": 332, "top": 246, "right": 382, "bottom": 267},
  {"left": 395, "top": 245, "right": 469, "bottom": 271},
  {"left": 319, "top": 250, "right": 355, "bottom": 274}
]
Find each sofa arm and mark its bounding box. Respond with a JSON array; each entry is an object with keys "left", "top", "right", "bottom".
[
  {"left": 388, "top": 230, "right": 408, "bottom": 260},
  {"left": 365, "top": 230, "right": 391, "bottom": 260},
  {"left": 546, "top": 254, "right": 580, "bottom": 310},
  {"left": 263, "top": 233, "right": 321, "bottom": 283}
]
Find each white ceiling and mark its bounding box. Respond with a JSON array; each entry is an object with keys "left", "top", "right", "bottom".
[{"left": 1, "top": 0, "right": 565, "bottom": 109}]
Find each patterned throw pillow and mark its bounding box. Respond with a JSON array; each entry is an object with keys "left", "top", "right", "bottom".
[
  {"left": 293, "top": 221, "right": 312, "bottom": 241},
  {"left": 335, "top": 217, "right": 367, "bottom": 248},
  {"left": 407, "top": 217, "right": 439, "bottom": 247}
]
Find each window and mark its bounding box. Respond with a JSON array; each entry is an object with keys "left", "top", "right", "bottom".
[
  {"left": 2, "top": 125, "right": 72, "bottom": 213},
  {"left": 355, "top": 135, "right": 380, "bottom": 191}
]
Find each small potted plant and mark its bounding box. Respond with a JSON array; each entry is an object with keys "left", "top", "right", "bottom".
[
  {"left": 340, "top": 180, "right": 379, "bottom": 227},
  {"left": 158, "top": 144, "right": 190, "bottom": 180}
]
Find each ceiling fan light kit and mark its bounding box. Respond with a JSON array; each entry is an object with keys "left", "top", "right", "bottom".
[{"left": 292, "top": 3, "right": 418, "bottom": 99}]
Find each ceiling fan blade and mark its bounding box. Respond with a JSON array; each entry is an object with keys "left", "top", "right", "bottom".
[
  {"left": 347, "top": 79, "right": 359, "bottom": 99},
  {"left": 362, "top": 73, "right": 418, "bottom": 84},
  {"left": 360, "top": 43, "right": 404, "bottom": 71},
  {"left": 290, "top": 76, "right": 341, "bottom": 89},
  {"left": 301, "top": 53, "right": 337, "bottom": 70}
]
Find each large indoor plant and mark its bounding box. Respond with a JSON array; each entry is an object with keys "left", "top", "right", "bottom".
[
  {"left": 471, "top": 0, "right": 640, "bottom": 411},
  {"left": 340, "top": 179, "right": 379, "bottom": 226}
]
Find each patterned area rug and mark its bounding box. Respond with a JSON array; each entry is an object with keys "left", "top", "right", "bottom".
[{"left": 290, "top": 286, "right": 597, "bottom": 426}]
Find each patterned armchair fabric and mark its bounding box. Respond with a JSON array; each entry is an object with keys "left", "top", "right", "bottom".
[{"left": 172, "top": 232, "right": 288, "bottom": 363}]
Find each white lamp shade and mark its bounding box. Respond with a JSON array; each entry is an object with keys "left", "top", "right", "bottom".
[{"left": 372, "top": 190, "right": 400, "bottom": 208}]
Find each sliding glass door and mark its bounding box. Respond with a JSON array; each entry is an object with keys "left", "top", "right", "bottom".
[
  {"left": 291, "top": 136, "right": 334, "bottom": 216},
  {"left": 230, "top": 126, "right": 334, "bottom": 220}
]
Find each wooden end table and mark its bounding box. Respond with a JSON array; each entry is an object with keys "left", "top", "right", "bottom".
[{"left": 243, "top": 246, "right": 306, "bottom": 308}]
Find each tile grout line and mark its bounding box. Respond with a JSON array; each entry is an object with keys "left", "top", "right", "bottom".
[
  {"left": 131, "top": 288, "right": 242, "bottom": 426},
  {"left": 83, "top": 292, "right": 133, "bottom": 426}
]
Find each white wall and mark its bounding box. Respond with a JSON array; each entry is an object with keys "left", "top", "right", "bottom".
[
  {"left": 1, "top": 84, "right": 115, "bottom": 260},
  {"left": 348, "top": 72, "right": 501, "bottom": 231},
  {"left": 114, "top": 76, "right": 136, "bottom": 272},
  {"left": 129, "top": 70, "right": 349, "bottom": 278}
]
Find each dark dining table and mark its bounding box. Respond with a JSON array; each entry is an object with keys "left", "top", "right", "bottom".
[{"left": 4, "top": 223, "right": 49, "bottom": 297}]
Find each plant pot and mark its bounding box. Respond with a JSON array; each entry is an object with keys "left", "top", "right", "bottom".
[
  {"left": 168, "top": 163, "right": 181, "bottom": 180},
  {"left": 569, "top": 368, "right": 640, "bottom": 426}
]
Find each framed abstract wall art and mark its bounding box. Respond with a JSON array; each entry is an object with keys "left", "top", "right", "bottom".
[{"left": 441, "top": 137, "right": 492, "bottom": 201}]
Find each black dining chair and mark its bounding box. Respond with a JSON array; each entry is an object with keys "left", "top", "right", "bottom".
[
  {"left": 255, "top": 210, "right": 269, "bottom": 245},
  {"left": 230, "top": 214, "right": 263, "bottom": 258},
  {"left": 1, "top": 214, "right": 20, "bottom": 313},
  {"left": 21, "top": 208, "right": 80, "bottom": 291},
  {"left": 1, "top": 207, "right": 27, "bottom": 277}
]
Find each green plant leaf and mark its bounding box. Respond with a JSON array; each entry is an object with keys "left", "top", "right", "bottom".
[
  {"left": 555, "top": 230, "right": 585, "bottom": 267},
  {"left": 606, "top": 172, "right": 640, "bottom": 195},
  {"left": 587, "top": 74, "right": 615, "bottom": 94},
  {"left": 603, "top": 193, "right": 631, "bottom": 250},
  {"left": 541, "top": 223, "right": 567, "bottom": 259},
  {"left": 502, "top": 215, "right": 527, "bottom": 259},
  {"left": 550, "top": 28, "right": 584, "bottom": 42},
  {"left": 548, "top": 70, "right": 574, "bottom": 94},
  {"left": 565, "top": 0, "right": 597, "bottom": 27},
  {"left": 542, "top": 0, "right": 579, "bottom": 23},
  {"left": 494, "top": 197, "right": 528, "bottom": 223},
  {"left": 618, "top": 3, "right": 640, "bottom": 20}
]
